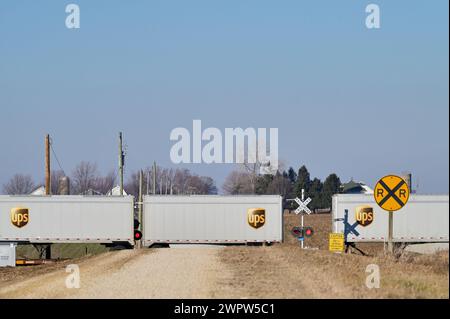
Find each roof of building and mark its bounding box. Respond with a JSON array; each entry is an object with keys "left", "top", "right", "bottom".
[
  {"left": 107, "top": 185, "right": 128, "bottom": 196},
  {"left": 30, "top": 185, "right": 46, "bottom": 195},
  {"left": 341, "top": 180, "right": 374, "bottom": 194}
]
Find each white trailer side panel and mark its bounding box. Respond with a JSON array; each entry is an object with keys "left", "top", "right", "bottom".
[
  {"left": 143, "top": 195, "right": 283, "bottom": 246},
  {"left": 332, "top": 194, "right": 449, "bottom": 242},
  {"left": 0, "top": 196, "right": 134, "bottom": 244}
]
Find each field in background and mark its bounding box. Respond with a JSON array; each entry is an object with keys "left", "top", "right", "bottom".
[{"left": 16, "top": 244, "right": 109, "bottom": 260}]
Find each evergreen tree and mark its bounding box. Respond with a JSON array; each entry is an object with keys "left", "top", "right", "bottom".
[
  {"left": 309, "top": 178, "right": 323, "bottom": 210},
  {"left": 255, "top": 174, "right": 273, "bottom": 195},
  {"left": 322, "top": 173, "right": 341, "bottom": 208},
  {"left": 294, "top": 165, "right": 311, "bottom": 197},
  {"left": 287, "top": 167, "right": 297, "bottom": 184}
]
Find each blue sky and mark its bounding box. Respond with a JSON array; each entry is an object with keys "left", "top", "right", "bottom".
[{"left": 0, "top": 0, "right": 448, "bottom": 193}]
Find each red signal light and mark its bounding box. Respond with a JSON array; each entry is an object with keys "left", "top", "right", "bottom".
[
  {"left": 304, "top": 227, "right": 314, "bottom": 237},
  {"left": 134, "top": 230, "right": 142, "bottom": 240}
]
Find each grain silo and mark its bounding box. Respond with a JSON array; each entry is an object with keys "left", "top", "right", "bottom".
[{"left": 58, "top": 176, "right": 70, "bottom": 195}]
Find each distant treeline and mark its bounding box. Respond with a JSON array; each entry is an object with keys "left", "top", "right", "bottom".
[
  {"left": 1, "top": 161, "right": 217, "bottom": 197},
  {"left": 223, "top": 165, "right": 341, "bottom": 210},
  {"left": 2, "top": 163, "right": 341, "bottom": 209}
]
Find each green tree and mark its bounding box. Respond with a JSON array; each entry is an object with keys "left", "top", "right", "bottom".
[
  {"left": 266, "top": 172, "right": 292, "bottom": 208},
  {"left": 287, "top": 167, "right": 297, "bottom": 184},
  {"left": 294, "top": 165, "right": 311, "bottom": 197},
  {"left": 255, "top": 174, "right": 273, "bottom": 195},
  {"left": 309, "top": 178, "right": 323, "bottom": 210},
  {"left": 322, "top": 173, "right": 341, "bottom": 208}
]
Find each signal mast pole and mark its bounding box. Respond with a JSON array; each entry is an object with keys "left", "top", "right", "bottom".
[{"left": 301, "top": 189, "right": 305, "bottom": 249}]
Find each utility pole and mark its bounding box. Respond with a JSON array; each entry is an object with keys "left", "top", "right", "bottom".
[
  {"left": 147, "top": 169, "right": 150, "bottom": 195},
  {"left": 138, "top": 170, "right": 143, "bottom": 249},
  {"left": 119, "top": 132, "right": 124, "bottom": 195},
  {"left": 44, "top": 134, "right": 52, "bottom": 259},
  {"left": 45, "top": 134, "right": 51, "bottom": 195},
  {"left": 152, "top": 161, "right": 157, "bottom": 194}
]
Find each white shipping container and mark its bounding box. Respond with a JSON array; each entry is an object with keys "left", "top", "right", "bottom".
[
  {"left": 332, "top": 194, "right": 449, "bottom": 243},
  {"left": 0, "top": 196, "right": 134, "bottom": 245},
  {"left": 142, "top": 195, "right": 283, "bottom": 246},
  {"left": 0, "top": 243, "right": 16, "bottom": 267}
]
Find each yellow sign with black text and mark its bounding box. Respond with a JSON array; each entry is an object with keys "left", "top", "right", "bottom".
[
  {"left": 374, "top": 175, "right": 409, "bottom": 212},
  {"left": 329, "top": 233, "right": 345, "bottom": 252}
]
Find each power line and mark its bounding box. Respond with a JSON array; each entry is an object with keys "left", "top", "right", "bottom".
[{"left": 49, "top": 138, "right": 65, "bottom": 175}]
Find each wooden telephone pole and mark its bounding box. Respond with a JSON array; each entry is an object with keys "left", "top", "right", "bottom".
[
  {"left": 137, "top": 170, "right": 143, "bottom": 249},
  {"left": 44, "top": 134, "right": 52, "bottom": 259},
  {"left": 45, "top": 134, "right": 51, "bottom": 195},
  {"left": 119, "top": 132, "right": 124, "bottom": 195}
]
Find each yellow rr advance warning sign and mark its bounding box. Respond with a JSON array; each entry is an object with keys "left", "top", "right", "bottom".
[{"left": 329, "top": 233, "right": 345, "bottom": 252}]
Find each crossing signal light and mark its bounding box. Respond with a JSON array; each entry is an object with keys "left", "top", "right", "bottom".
[
  {"left": 292, "top": 226, "right": 314, "bottom": 238},
  {"left": 133, "top": 218, "right": 142, "bottom": 241},
  {"left": 304, "top": 227, "right": 314, "bottom": 238},
  {"left": 134, "top": 230, "right": 142, "bottom": 241},
  {"left": 291, "top": 226, "right": 303, "bottom": 238}
]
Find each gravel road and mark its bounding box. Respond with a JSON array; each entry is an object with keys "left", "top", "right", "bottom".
[{"left": 0, "top": 247, "right": 230, "bottom": 299}]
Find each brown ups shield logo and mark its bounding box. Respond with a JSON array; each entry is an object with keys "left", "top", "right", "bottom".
[
  {"left": 247, "top": 208, "right": 265, "bottom": 229},
  {"left": 355, "top": 206, "right": 373, "bottom": 227},
  {"left": 11, "top": 208, "right": 29, "bottom": 228}
]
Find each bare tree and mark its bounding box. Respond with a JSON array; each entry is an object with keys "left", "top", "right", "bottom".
[
  {"left": 94, "top": 170, "right": 116, "bottom": 195},
  {"left": 238, "top": 156, "right": 285, "bottom": 194},
  {"left": 124, "top": 171, "right": 139, "bottom": 198},
  {"left": 2, "top": 174, "right": 35, "bottom": 195},
  {"left": 240, "top": 150, "right": 261, "bottom": 194},
  {"left": 222, "top": 170, "right": 254, "bottom": 195},
  {"left": 71, "top": 161, "right": 99, "bottom": 195},
  {"left": 173, "top": 168, "right": 190, "bottom": 194},
  {"left": 166, "top": 168, "right": 175, "bottom": 194},
  {"left": 266, "top": 172, "right": 292, "bottom": 198},
  {"left": 200, "top": 176, "right": 217, "bottom": 194},
  {"left": 126, "top": 166, "right": 217, "bottom": 197}
]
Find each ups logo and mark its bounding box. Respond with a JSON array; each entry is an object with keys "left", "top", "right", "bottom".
[
  {"left": 355, "top": 206, "right": 373, "bottom": 227},
  {"left": 247, "top": 208, "right": 265, "bottom": 229},
  {"left": 11, "top": 208, "right": 29, "bottom": 228}
]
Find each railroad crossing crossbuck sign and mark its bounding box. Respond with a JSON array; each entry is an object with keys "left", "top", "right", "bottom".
[
  {"left": 374, "top": 175, "right": 410, "bottom": 211},
  {"left": 294, "top": 197, "right": 312, "bottom": 215}
]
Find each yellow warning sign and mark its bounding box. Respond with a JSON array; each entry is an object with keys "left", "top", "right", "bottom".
[
  {"left": 374, "top": 175, "right": 410, "bottom": 212},
  {"left": 329, "top": 233, "right": 345, "bottom": 252}
]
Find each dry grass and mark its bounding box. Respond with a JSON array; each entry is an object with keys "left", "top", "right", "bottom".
[
  {"left": 218, "top": 213, "right": 448, "bottom": 299},
  {"left": 219, "top": 245, "right": 448, "bottom": 299},
  {"left": 0, "top": 245, "right": 110, "bottom": 285}
]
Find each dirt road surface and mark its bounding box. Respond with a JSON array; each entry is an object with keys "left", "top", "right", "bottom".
[
  {"left": 0, "top": 247, "right": 229, "bottom": 299},
  {"left": 0, "top": 244, "right": 447, "bottom": 299}
]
